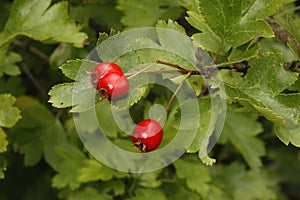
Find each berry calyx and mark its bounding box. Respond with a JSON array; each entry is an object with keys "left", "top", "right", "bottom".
[
  {"left": 90, "top": 62, "right": 123, "bottom": 88},
  {"left": 132, "top": 119, "right": 164, "bottom": 152},
  {"left": 98, "top": 72, "right": 129, "bottom": 100}
]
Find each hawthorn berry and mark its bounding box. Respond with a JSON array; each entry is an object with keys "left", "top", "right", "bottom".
[
  {"left": 90, "top": 62, "right": 123, "bottom": 88},
  {"left": 98, "top": 72, "right": 129, "bottom": 100},
  {"left": 132, "top": 119, "right": 164, "bottom": 152}
]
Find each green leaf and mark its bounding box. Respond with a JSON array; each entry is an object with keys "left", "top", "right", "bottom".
[
  {"left": 0, "top": 52, "right": 21, "bottom": 77},
  {"left": 241, "top": 53, "right": 297, "bottom": 94},
  {"left": 48, "top": 83, "right": 75, "bottom": 109},
  {"left": 78, "top": 159, "right": 126, "bottom": 182},
  {"left": 251, "top": 104, "right": 285, "bottom": 125},
  {"left": 185, "top": 98, "right": 212, "bottom": 153},
  {"left": 220, "top": 109, "right": 265, "bottom": 170},
  {"left": 8, "top": 101, "right": 86, "bottom": 189},
  {"left": 71, "top": 1, "right": 123, "bottom": 31},
  {"left": 161, "top": 179, "right": 201, "bottom": 200},
  {"left": 192, "top": 32, "right": 225, "bottom": 54},
  {"left": 260, "top": 38, "right": 297, "bottom": 62},
  {"left": 287, "top": 38, "right": 300, "bottom": 60},
  {"left": 185, "top": 96, "right": 226, "bottom": 159},
  {"left": 50, "top": 44, "right": 88, "bottom": 69},
  {"left": 59, "top": 59, "right": 98, "bottom": 81},
  {"left": 0, "top": 76, "right": 25, "bottom": 96},
  {"left": 240, "top": 53, "right": 299, "bottom": 128},
  {"left": 135, "top": 170, "right": 162, "bottom": 188},
  {"left": 0, "top": 128, "right": 8, "bottom": 153},
  {"left": 187, "top": 0, "right": 282, "bottom": 53},
  {"left": 225, "top": 54, "right": 300, "bottom": 147},
  {"left": 117, "top": 0, "right": 183, "bottom": 28},
  {"left": 48, "top": 81, "right": 96, "bottom": 112},
  {"left": 0, "top": 93, "right": 21, "bottom": 128},
  {"left": 60, "top": 186, "right": 112, "bottom": 200},
  {"left": 174, "top": 157, "right": 211, "bottom": 196},
  {"left": 273, "top": 94, "right": 300, "bottom": 147},
  {"left": 156, "top": 25, "right": 198, "bottom": 65},
  {"left": 288, "top": 77, "right": 300, "bottom": 92},
  {"left": 276, "top": 14, "right": 300, "bottom": 46},
  {"left": 227, "top": 43, "right": 260, "bottom": 64},
  {"left": 129, "top": 188, "right": 166, "bottom": 200},
  {"left": 275, "top": 125, "right": 300, "bottom": 147},
  {"left": 9, "top": 103, "right": 57, "bottom": 166},
  {"left": 1, "top": 0, "right": 87, "bottom": 48},
  {"left": 213, "top": 162, "right": 278, "bottom": 200},
  {"left": 156, "top": 19, "right": 186, "bottom": 34},
  {"left": 51, "top": 144, "right": 86, "bottom": 190}
]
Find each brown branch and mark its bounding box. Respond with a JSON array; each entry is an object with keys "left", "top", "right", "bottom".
[
  {"left": 265, "top": 17, "right": 300, "bottom": 56},
  {"left": 19, "top": 62, "right": 49, "bottom": 100},
  {"left": 13, "top": 40, "right": 50, "bottom": 64},
  {"left": 156, "top": 60, "right": 201, "bottom": 75}
]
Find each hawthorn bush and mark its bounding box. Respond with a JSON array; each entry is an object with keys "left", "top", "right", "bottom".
[{"left": 0, "top": 0, "right": 300, "bottom": 199}]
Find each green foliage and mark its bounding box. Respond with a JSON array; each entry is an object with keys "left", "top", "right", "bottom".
[
  {"left": 0, "top": 0, "right": 300, "bottom": 199},
  {"left": 219, "top": 109, "right": 265, "bottom": 170},
  {"left": 186, "top": 0, "right": 283, "bottom": 63},
  {"left": 0, "top": 0, "right": 87, "bottom": 47},
  {"left": 117, "top": 0, "right": 184, "bottom": 29}
]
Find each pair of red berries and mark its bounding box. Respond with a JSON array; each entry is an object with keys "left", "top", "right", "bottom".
[
  {"left": 90, "top": 62, "right": 129, "bottom": 100},
  {"left": 90, "top": 62, "right": 164, "bottom": 152}
]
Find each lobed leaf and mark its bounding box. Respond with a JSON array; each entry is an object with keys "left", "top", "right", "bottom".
[
  {"left": 0, "top": 128, "right": 8, "bottom": 153},
  {"left": 213, "top": 162, "right": 278, "bottom": 200},
  {"left": 174, "top": 158, "right": 211, "bottom": 196},
  {"left": 78, "top": 159, "right": 126, "bottom": 183},
  {"left": 0, "top": 93, "right": 21, "bottom": 128},
  {"left": 59, "top": 59, "right": 98, "bottom": 81},
  {"left": 8, "top": 101, "right": 87, "bottom": 189},
  {"left": 0, "top": 52, "right": 21, "bottom": 77},
  {"left": 117, "top": 0, "right": 183, "bottom": 28},
  {"left": 187, "top": 0, "right": 283, "bottom": 55},
  {"left": 220, "top": 109, "right": 265, "bottom": 170},
  {"left": 1, "top": 0, "right": 88, "bottom": 48},
  {"left": 225, "top": 53, "right": 300, "bottom": 146}
]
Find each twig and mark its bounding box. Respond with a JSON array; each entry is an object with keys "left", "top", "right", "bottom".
[
  {"left": 19, "top": 62, "right": 49, "bottom": 100},
  {"left": 124, "top": 69, "right": 178, "bottom": 76},
  {"left": 13, "top": 40, "right": 50, "bottom": 64},
  {"left": 265, "top": 17, "right": 300, "bottom": 56},
  {"left": 156, "top": 60, "right": 201, "bottom": 75}
]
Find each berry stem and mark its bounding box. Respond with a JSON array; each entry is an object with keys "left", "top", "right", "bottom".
[{"left": 157, "top": 74, "right": 189, "bottom": 122}]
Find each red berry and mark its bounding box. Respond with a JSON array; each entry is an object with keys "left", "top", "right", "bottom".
[
  {"left": 98, "top": 72, "right": 129, "bottom": 100},
  {"left": 132, "top": 119, "right": 164, "bottom": 152},
  {"left": 90, "top": 62, "right": 123, "bottom": 88}
]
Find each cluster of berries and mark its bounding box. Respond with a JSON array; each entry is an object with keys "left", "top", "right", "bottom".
[
  {"left": 90, "top": 62, "right": 164, "bottom": 153},
  {"left": 90, "top": 62, "right": 129, "bottom": 100}
]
